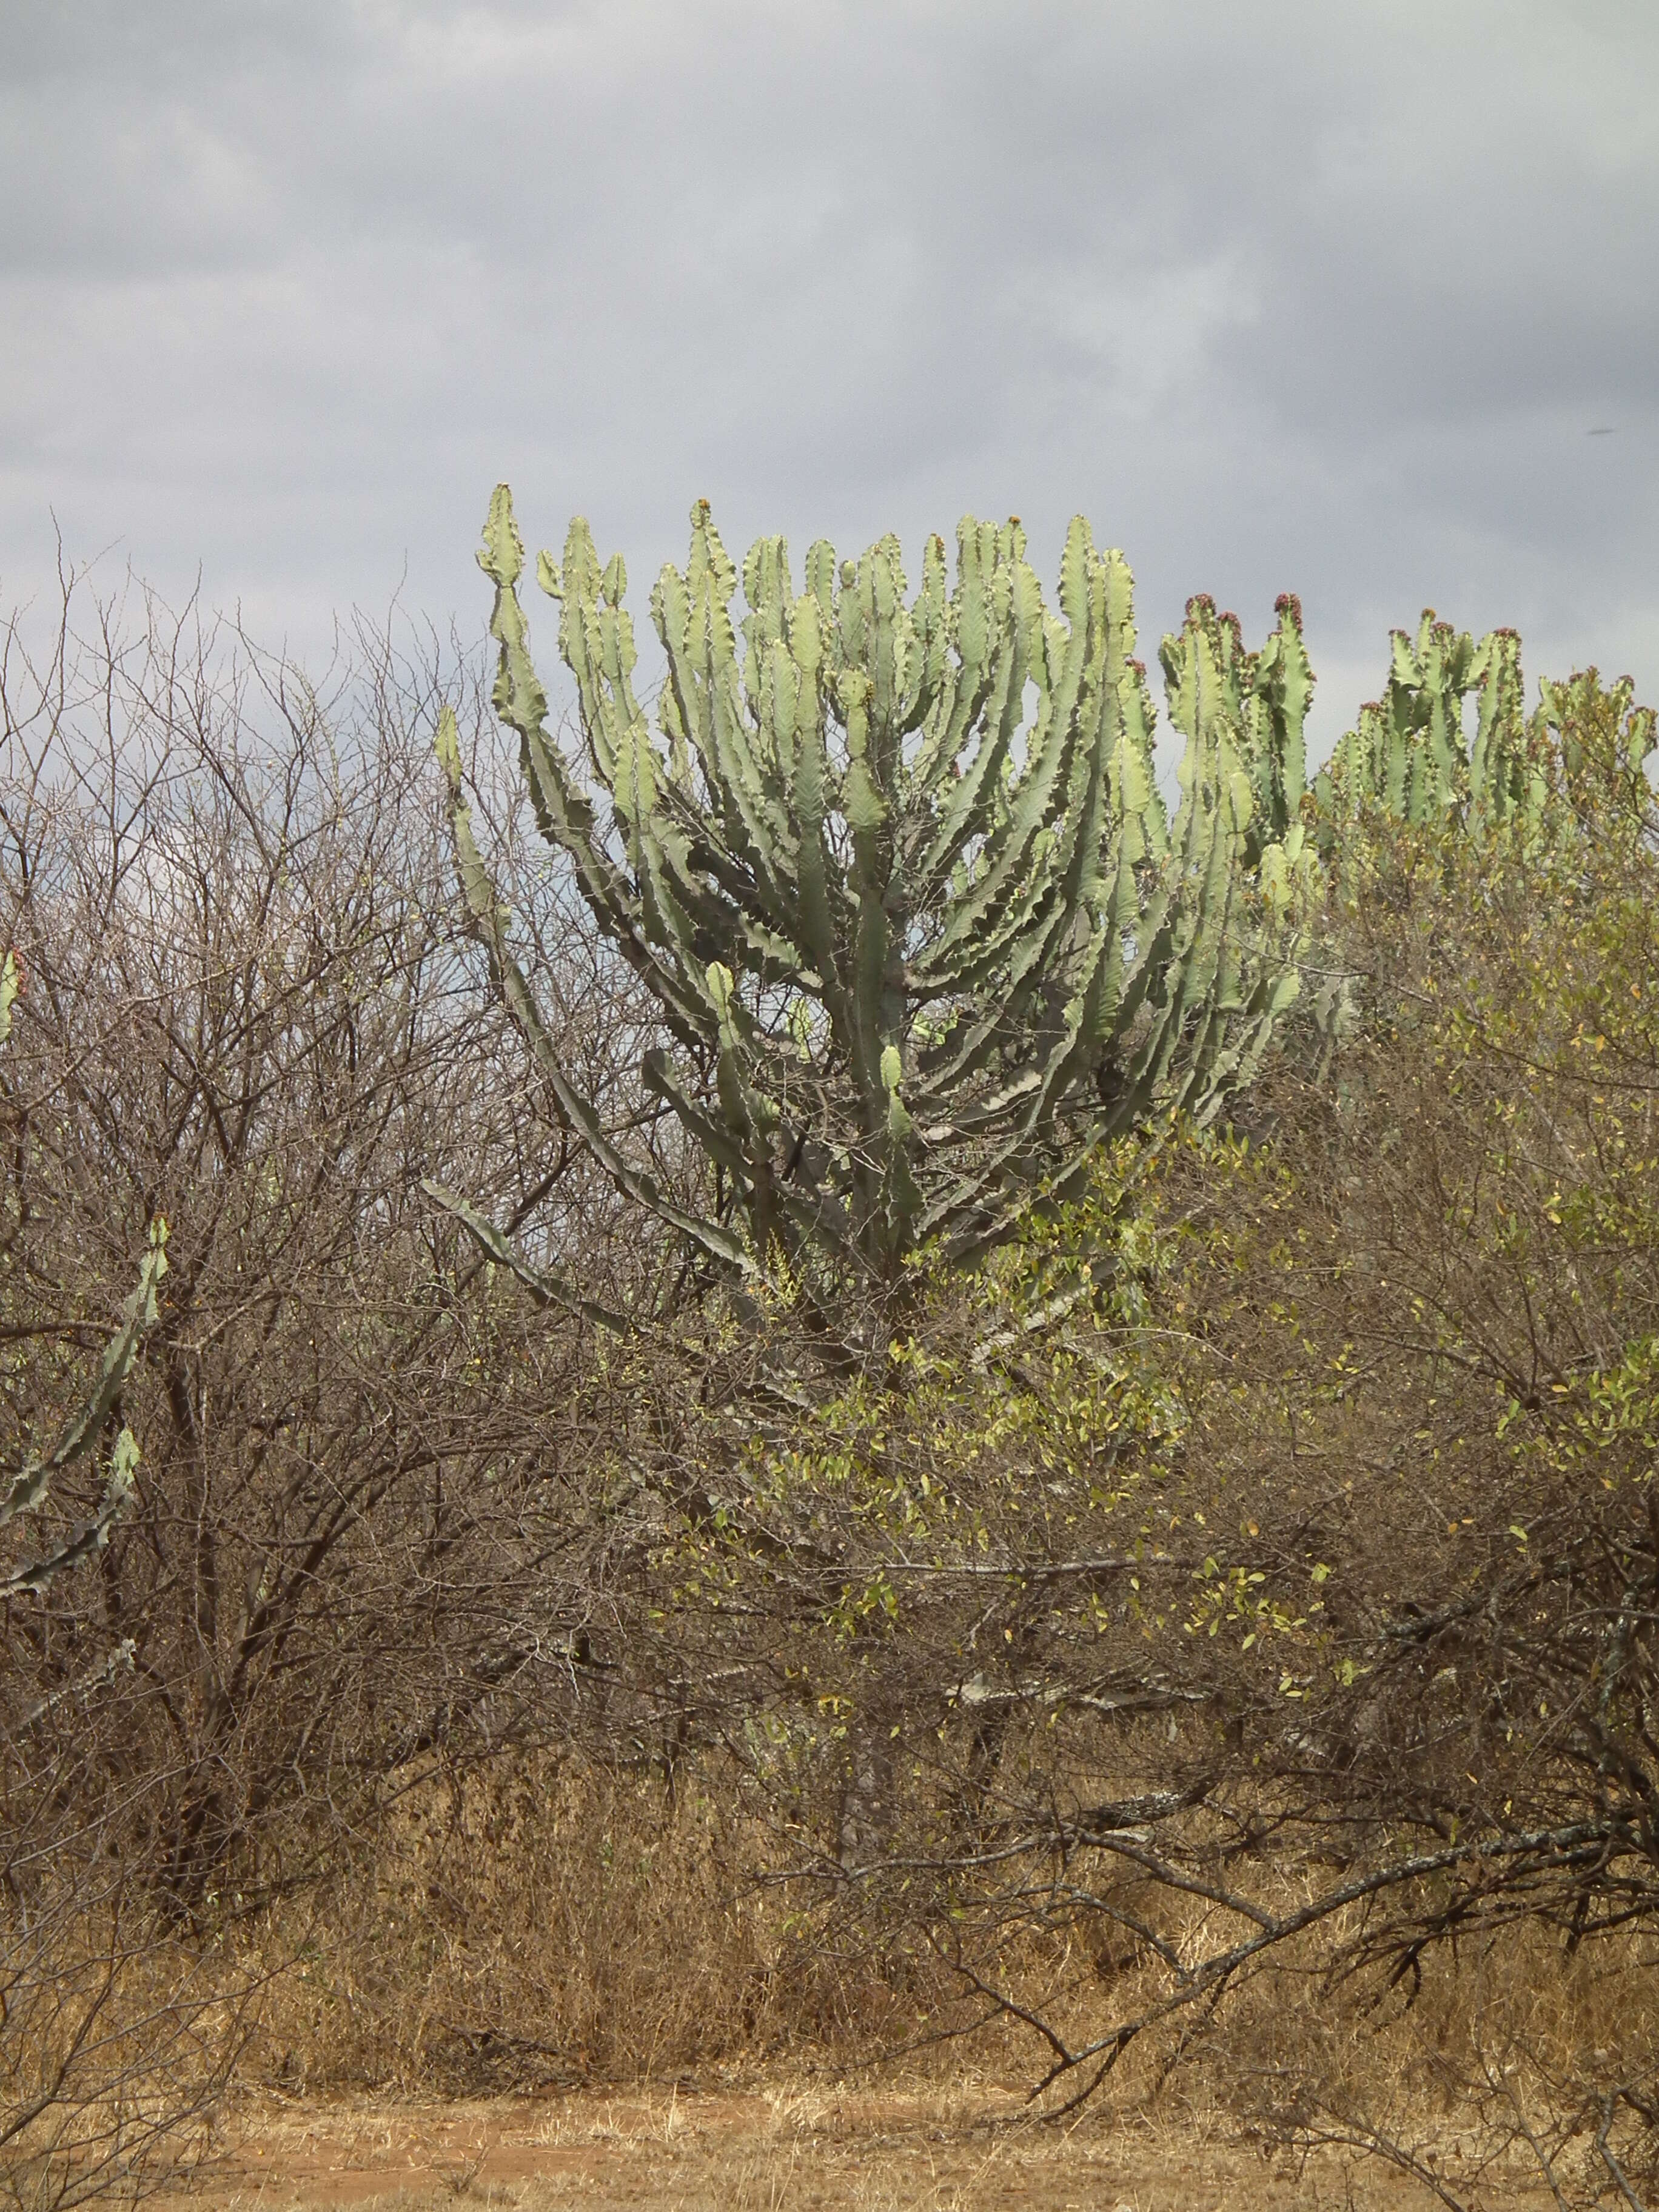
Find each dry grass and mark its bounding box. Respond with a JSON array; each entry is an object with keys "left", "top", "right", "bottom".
[
  {"left": 216, "top": 1753, "right": 1659, "bottom": 2211},
  {"left": 243, "top": 1753, "right": 959, "bottom": 2099},
  {"left": 14, "top": 1755, "right": 1658, "bottom": 2208},
  {"left": 149, "top": 2080, "right": 1510, "bottom": 2211},
  {"left": 0, "top": 1890, "right": 255, "bottom": 2211}
]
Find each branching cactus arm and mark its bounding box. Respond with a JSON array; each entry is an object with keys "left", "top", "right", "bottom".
[
  {"left": 1315, "top": 608, "right": 1547, "bottom": 845},
  {"left": 439, "top": 489, "right": 1309, "bottom": 1298}
]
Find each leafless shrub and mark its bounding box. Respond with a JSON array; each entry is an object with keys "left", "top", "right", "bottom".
[{"left": 0, "top": 563, "right": 711, "bottom": 2173}]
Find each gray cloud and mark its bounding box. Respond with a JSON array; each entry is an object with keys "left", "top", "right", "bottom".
[{"left": 2, "top": 0, "right": 1654, "bottom": 754}]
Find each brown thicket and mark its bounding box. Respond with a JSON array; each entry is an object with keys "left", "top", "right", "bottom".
[
  {"left": 3, "top": 575, "right": 1658, "bottom": 2212},
  {"left": 591, "top": 683, "right": 1659, "bottom": 2208},
  {"left": 0, "top": 575, "right": 682, "bottom": 2202}
]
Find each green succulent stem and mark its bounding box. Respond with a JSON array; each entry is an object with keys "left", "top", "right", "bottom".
[{"left": 439, "top": 492, "right": 1312, "bottom": 1309}]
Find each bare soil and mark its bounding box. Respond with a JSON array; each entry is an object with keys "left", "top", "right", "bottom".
[{"left": 150, "top": 2084, "right": 1553, "bottom": 2211}]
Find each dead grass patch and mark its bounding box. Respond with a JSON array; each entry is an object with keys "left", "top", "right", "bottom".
[{"left": 147, "top": 2080, "right": 1529, "bottom": 2212}]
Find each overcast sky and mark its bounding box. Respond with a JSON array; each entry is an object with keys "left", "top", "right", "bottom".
[{"left": 2, "top": 0, "right": 1654, "bottom": 756}]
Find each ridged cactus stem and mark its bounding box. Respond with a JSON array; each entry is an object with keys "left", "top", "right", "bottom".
[
  {"left": 438, "top": 491, "right": 1309, "bottom": 1306},
  {"left": 1316, "top": 608, "right": 1549, "bottom": 843}
]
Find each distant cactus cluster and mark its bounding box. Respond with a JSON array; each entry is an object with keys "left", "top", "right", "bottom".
[
  {"left": 1318, "top": 614, "right": 1656, "bottom": 836},
  {"left": 438, "top": 488, "right": 1648, "bottom": 1302}
]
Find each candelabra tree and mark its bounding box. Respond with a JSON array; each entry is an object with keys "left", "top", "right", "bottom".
[
  {"left": 1316, "top": 611, "right": 1548, "bottom": 836},
  {"left": 434, "top": 490, "right": 1315, "bottom": 1313},
  {"left": 1312, "top": 611, "right": 1659, "bottom": 877}
]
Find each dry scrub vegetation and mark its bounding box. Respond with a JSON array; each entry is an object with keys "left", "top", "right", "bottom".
[{"left": 3, "top": 576, "right": 1658, "bottom": 2209}]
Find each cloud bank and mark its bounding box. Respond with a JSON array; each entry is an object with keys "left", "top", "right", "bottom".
[{"left": 2, "top": 0, "right": 1654, "bottom": 752}]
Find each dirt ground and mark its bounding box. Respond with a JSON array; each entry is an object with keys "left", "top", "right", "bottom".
[{"left": 149, "top": 2083, "right": 1554, "bottom": 2211}]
